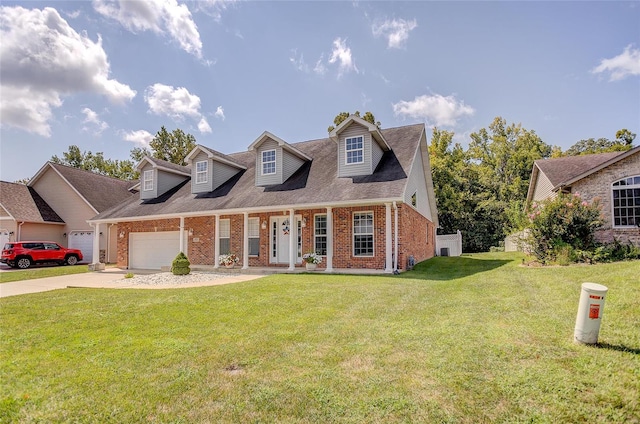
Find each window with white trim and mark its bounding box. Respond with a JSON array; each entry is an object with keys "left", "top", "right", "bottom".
[
  {"left": 353, "top": 212, "right": 374, "bottom": 256},
  {"left": 143, "top": 170, "right": 153, "bottom": 191},
  {"left": 196, "top": 160, "right": 208, "bottom": 184},
  {"left": 314, "top": 214, "right": 327, "bottom": 256},
  {"left": 345, "top": 136, "right": 364, "bottom": 164},
  {"left": 248, "top": 218, "right": 260, "bottom": 256},
  {"left": 262, "top": 150, "right": 276, "bottom": 175},
  {"left": 219, "top": 219, "right": 230, "bottom": 254},
  {"left": 612, "top": 175, "right": 640, "bottom": 227}
]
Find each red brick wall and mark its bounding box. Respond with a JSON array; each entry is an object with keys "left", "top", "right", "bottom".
[{"left": 116, "top": 204, "right": 436, "bottom": 271}]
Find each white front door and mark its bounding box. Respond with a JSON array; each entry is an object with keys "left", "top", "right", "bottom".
[{"left": 271, "top": 217, "right": 301, "bottom": 264}]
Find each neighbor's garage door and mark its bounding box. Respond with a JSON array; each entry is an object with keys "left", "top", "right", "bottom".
[
  {"left": 129, "top": 231, "right": 186, "bottom": 270},
  {"left": 68, "top": 231, "right": 93, "bottom": 263}
]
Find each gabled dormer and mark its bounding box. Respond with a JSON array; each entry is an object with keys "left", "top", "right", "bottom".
[
  {"left": 136, "top": 157, "right": 190, "bottom": 200},
  {"left": 329, "top": 115, "right": 391, "bottom": 178},
  {"left": 249, "top": 131, "right": 312, "bottom": 187},
  {"left": 185, "top": 145, "right": 247, "bottom": 194}
]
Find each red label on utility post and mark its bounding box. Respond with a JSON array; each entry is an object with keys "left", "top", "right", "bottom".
[
  {"left": 589, "top": 295, "right": 601, "bottom": 300},
  {"left": 589, "top": 304, "right": 600, "bottom": 319}
]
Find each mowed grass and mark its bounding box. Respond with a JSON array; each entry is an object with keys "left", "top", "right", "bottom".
[
  {"left": 0, "top": 265, "right": 89, "bottom": 283},
  {"left": 1, "top": 253, "right": 638, "bottom": 423}
]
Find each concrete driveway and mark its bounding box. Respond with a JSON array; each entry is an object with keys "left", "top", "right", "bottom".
[{"left": 0, "top": 268, "right": 264, "bottom": 298}]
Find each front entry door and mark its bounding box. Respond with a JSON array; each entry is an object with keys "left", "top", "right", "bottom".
[{"left": 272, "top": 216, "right": 301, "bottom": 264}]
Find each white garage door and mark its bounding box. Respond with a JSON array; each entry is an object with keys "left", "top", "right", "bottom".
[
  {"left": 68, "top": 231, "right": 93, "bottom": 263},
  {"left": 0, "top": 229, "right": 10, "bottom": 249},
  {"left": 129, "top": 231, "right": 187, "bottom": 270}
]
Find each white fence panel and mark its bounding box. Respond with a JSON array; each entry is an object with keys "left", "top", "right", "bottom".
[{"left": 436, "top": 230, "right": 462, "bottom": 256}]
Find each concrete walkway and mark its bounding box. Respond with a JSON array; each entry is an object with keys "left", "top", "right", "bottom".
[{"left": 0, "top": 268, "right": 266, "bottom": 298}]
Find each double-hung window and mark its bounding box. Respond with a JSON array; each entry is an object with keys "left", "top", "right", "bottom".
[
  {"left": 353, "top": 212, "right": 374, "bottom": 256},
  {"left": 262, "top": 150, "right": 276, "bottom": 175},
  {"left": 143, "top": 170, "right": 153, "bottom": 191},
  {"left": 219, "top": 219, "right": 230, "bottom": 254},
  {"left": 612, "top": 176, "right": 640, "bottom": 227},
  {"left": 345, "top": 136, "right": 364, "bottom": 164},
  {"left": 196, "top": 161, "right": 208, "bottom": 184},
  {"left": 314, "top": 215, "right": 327, "bottom": 256},
  {"left": 248, "top": 218, "right": 260, "bottom": 256}
]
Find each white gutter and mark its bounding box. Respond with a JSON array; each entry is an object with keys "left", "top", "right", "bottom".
[
  {"left": 17, "top": 222, "right": 24, "bottom": 241},
  {"left": 393, "top": 201, "right": 398, "bottom": 273}
]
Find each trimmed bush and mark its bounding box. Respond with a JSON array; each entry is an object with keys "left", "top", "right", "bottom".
[{"left": 171, "top": 252, "right": 191, "bottom": 275}]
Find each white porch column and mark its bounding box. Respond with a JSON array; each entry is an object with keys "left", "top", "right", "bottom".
[
  {"left": 288, "top": 208, "right": 296, "bottom": 271},
  {"left": 325, "top": 207, "right": 333, "bottom": 272},
  {"left": 213, "top": 214, "right": 220, "bottom": 269},
  {"left": 89, "top": 223, "right": 104, "bottom": 270},
  {"left": 179, "top": 217, "right": 185, "bottom": 253},
  {"left": 242, "top": 212, "right": 249, "bottom": 269},
  {"left": 385, "top": 203, "right": 393, "bottom": 273}
]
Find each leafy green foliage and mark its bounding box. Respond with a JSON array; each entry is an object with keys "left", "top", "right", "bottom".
[
  {"left": 525, "top": 193, "right": 603, "bottom": 263},
  {"left": 563, "top": 128, "right": 635, "bottom": 156},
  {"left": 327, "top": 111, "right": 380, "bottom": 133},
  {"left": 51, "top": 145, "right": 137, "bottom": 180},
  {"left": 171, "top": 252, "right": 191, "bottom": 276},
  {"left": 130, "top": 126, "right": 196, "bottom": 166}
]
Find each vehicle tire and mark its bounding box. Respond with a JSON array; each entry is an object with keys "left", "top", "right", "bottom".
[
  {"left": 17, "top": 257, "right": 32, "bottom": 269},
  {"left": 65, "top": 255, "right": 79, "bottom": 266}
]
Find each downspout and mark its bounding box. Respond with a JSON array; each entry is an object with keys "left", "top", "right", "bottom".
[
  {"left": 17, "top": 222, "right": 24, "bottom": 241},
  {"left": 393, "top": 202, "right": 398, "bottom": 273}
]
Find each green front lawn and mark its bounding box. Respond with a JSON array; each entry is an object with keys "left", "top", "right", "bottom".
[
  {"left": 1, "top": 253, "right": 638, "bottom": 423},
  {"left": 0, "top": 265, "right": 89, "bottom": 283}
]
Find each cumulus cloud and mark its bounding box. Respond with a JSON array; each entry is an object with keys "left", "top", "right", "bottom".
[
  {"left": 214, "top": 106, "right": 225, "bottom": 120},
  {"left": 81, "top": 107, "right": 109, "bottom": 135},
  {"left": 122, "top": 129, "right": 153, "bottom": 146},
  {"left": 392, "top": 94, "right": 475, "bottom": 127},
  {"left": 372, "top": 18, "right": 417, "bottom": 49},
  {"left": 0, "top": 6, "right": 135, "bottom": 137},
  {"left": 592, "top": 45, "right": 640, "bottom": 81},
  {"left": 328, "top": 37, "right": 358, "bottom": 77},
  {"left": 144, "top": 83, "right": 211, "bottom": 133},
  {"left": 93, "top": 0, "right": 202, "bottom": 58}
]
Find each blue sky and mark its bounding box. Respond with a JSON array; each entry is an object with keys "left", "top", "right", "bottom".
[{"left": 1, "top": 1, "right": 639, "bottom": 182}]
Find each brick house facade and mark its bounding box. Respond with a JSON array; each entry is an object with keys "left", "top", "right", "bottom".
[
  {"left": 526, "top": 146, "right": 640, "bottom": 246},
  {"left": 91, "top": 116, "right": 439, "bottom": 272}
]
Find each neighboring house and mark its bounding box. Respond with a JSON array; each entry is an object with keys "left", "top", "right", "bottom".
[
  {"left": 89, "top": 116, "right": 439, "bottom": 272},
  {"left": 525, "top": 146, "right": 640, "bottom": 246},
  {"left": 0, "top": 163, "right": 136, "bottom": 263}
]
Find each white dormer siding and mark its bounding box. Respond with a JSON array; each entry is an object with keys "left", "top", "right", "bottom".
[
  {"left": 254, "top": 139, "right": 305, "bottom": 186},
  {"left": 192, "top": 151, "right": 213, "bottom": 192},
  {"left": 337, "top": 122, "right": 384, "bottom": 178}
]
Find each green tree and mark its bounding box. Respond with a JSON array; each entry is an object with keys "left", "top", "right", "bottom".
[
  {"left": 565, "top": 128, "right": 634, "bottom": 156},
  {"left": 132, "top": 126, "right": 196, "bottom": 166},
  {"left": 327, "top": 111, "right": 380, "bottom": 133},
  {"left": 51, "top": 146, "right": 137, "bottom": 180}
]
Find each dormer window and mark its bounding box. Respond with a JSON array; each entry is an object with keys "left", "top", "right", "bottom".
[
  {"left": 345, "top": 136, "right": 364, "bottom": 164},
  {"left": 262, "top": 150, "right": 276, "bottom": 175},
  {"left": 196, "top": 161, "right": 208, "bottom": 184},
  {"left": 143, "top": 170, "right": 154, "bottom": 191}
]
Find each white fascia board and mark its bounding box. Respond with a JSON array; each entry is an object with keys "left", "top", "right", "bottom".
[{"left": 249, "top": 131, "right": 312, "bottom": 161}]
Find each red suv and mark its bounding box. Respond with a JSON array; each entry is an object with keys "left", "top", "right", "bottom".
[{"left": 1, "top": 242, "right": 83, "bottom": 269}]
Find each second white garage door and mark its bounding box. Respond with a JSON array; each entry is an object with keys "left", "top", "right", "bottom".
[
  {"left": 129, "top": 231, "right": 187, "bottom": 270},
  {"left": 68, "top": 231, "right": 93, "bottom": 263}
]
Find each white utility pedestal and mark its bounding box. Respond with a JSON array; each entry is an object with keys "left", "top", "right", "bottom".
[{"left": 574, "top": 282, "right": 608, "bottom": 344}]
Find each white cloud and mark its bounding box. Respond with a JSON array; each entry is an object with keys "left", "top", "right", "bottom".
[
  {"left": 122, "top": 129, "right": 153, "bottom": 146},
  {"left": 81, "top": 107, "right": 109, "bottom": 135},
  {"left": 592, "top": 45, "right": 640, "bottom": 81},
  {"left": 289, "top": 49, "right": 309, "bottom": 73},
  {"left": 328, "top": 38, "right": 358, "bottom": 77},
  {"left": 0, "top": 6, "right": 135, "bottom": 137},
  {"left": 214, "top": 106, "right": 225, "bottom": 120},
  {"left": 392, "top": 94, "right": 475, "bottom": 127},
  {"left": 93, "top": 0, "right": 202, "bottom": 58},
  {"left": 144, "top": 83, "right": 211, "bottom": 133},
  {"left": 194, "top": 0, "right": 236, "bottom": 22},
  {"left": 314, "top": 55, "right": 327, "bottom": 75},
  {"left": 372, "top": 18, "right": 417, "bottom": 49}
]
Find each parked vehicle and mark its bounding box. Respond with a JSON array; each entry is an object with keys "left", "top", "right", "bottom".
[{"left": 1, "top": 242, "right": 83, "bottom": 269}]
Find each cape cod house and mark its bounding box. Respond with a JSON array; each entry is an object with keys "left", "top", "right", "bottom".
[
  {"left": 88, "top": 116, "right": 439, "bottom": 272},
  {"left": 525, "top": 146, "right": 640, "bottom": 246}
]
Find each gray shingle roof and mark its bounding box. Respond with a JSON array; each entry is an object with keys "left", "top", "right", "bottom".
[
  {"left": 0, "top": 181, "right": 64, "bottom": 223},
  {"left": 92, "top": 124, "right": 425, "bottom": 221},
  {"left": 534, "top": 150, "right": 629, "bottom": 188},
  {"left": 47, "top": 163, "right": 137, "bottom": 212},
  {"left": 139, "top": 157, "right": 191, "bottom": 175}
]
